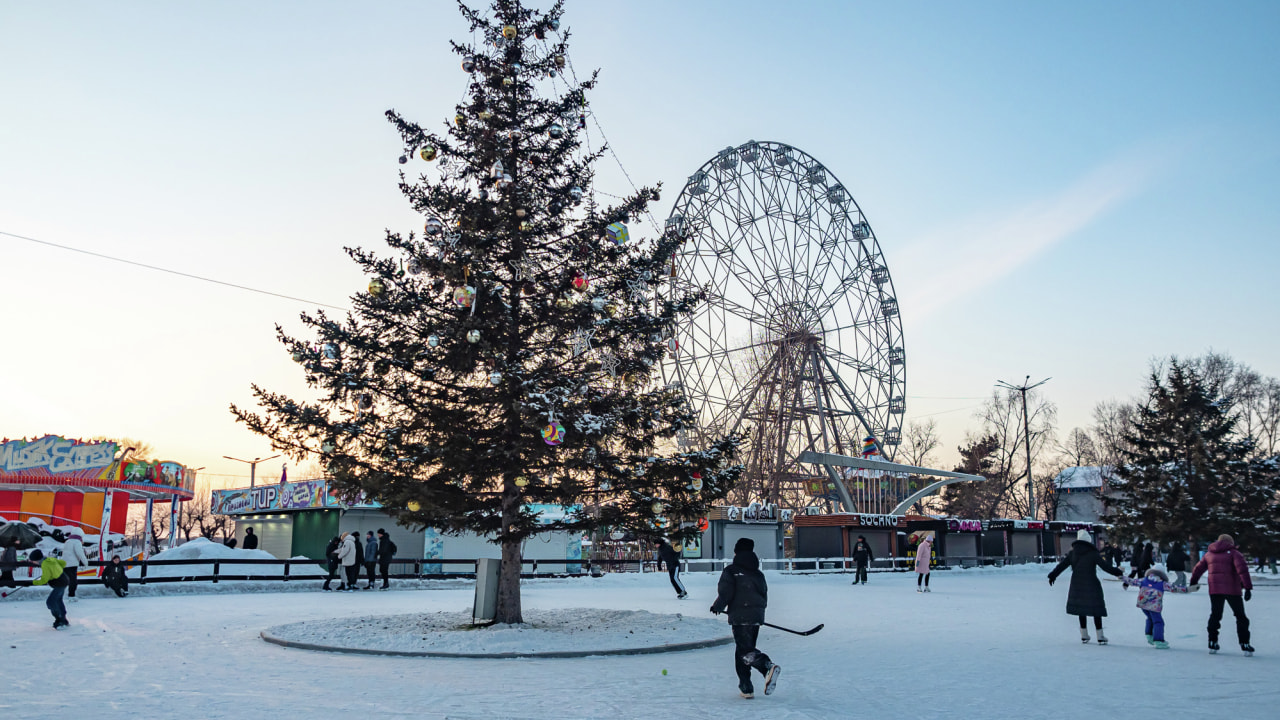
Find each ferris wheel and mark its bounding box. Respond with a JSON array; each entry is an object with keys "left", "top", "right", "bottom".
[{"left": 661, "top": 140, "right": 905, "bottom": 506}]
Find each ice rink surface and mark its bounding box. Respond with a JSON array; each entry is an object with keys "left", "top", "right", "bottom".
[{"left": 2, "top": 566, "right": 1275, "bottom": 719}]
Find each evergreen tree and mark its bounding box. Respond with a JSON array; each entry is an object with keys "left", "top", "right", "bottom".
[
  {"left": 1104, "top": 359, "right": 1259, "bottom": 545},
  {"left": 231, "top": 0, "right": 741, "bottom": 623},
  {"left": 939, "top": 434, "right": 1003, "bottom": 519}
]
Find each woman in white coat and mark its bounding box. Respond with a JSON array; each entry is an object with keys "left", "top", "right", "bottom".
[
  {"left": 62, "top": 534, "right": 89, "bottom": 600},
  {"left": 336, "top": 532, "right": 358, "bottom": 591}
]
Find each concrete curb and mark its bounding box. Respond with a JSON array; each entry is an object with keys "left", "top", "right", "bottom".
[{"left": 260, "top": 629, "right": 733, "bottom": 659}]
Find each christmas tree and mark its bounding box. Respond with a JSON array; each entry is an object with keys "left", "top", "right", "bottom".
[
  {"left": 1104, "top": 359, "right": 1267, "bottom": 546},
  {"left": 231, "top": 0, "right": 741, "bottom": 624}
]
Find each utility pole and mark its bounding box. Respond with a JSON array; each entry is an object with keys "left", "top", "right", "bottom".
[
  {"left": 222, "top": 454, "right": 281, "bottom": 488},
  {"left": 996, "top": 376, "right": 1050, "bottom": 519}
]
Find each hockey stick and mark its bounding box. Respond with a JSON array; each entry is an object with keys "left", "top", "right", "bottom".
[
  {"left": 762, "top": 621, "right": 824, "bottom": 636},
  {"left": 1, "top": 586, "right": 25, "bottom": 599}
]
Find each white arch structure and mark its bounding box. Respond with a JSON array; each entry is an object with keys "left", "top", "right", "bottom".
[{"left": 796, "top": 450, "right": 985, "bottom": 515}]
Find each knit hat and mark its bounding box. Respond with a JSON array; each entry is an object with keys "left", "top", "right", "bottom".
[
  {"left": 733, "top": 537, "right": 754, "bottom": 554},
  {"left": 1146, "top": 566, "right": 1169, "bottom": 582},
  {"left": 1076, "top": 529, "right": 1093, "bottom": 543},
  {"left": 28, "top": 549, "right": 43, "bottom": 563}
]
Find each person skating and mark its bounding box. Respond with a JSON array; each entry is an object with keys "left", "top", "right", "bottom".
[
  {"left": 851, "top": 535, "right": 873, "bottom": 585},
  {"left": 0, "top": 538, "right": 17, "bottom": 589},
  {"left": 1122, "top": 566, "right": 1195, "bottom": 648},
  {"left": 1189, "top": 534, "right": 1254, "bottom": 656},
  {"left": 1048, "top": 529, "right": 1124, "bottom": 644},
  {"left": 242, "top": 527, "right": 258, "bottom": 550},
  {"left": 376, "top": 529, "right": 396, "bottom": 589},
  {"left": 914, "top": 535, "right": 933, "bottom": 593},
  {"left": 101, "top": 555, "right": 129, "bottom": 598},
  {"left": 654, "top": 539, "right": 687, "bottom": 599},
  {"left": 1165, "top": 542, "right": 1189, "bottom": 588},
  {"left": 322, "top": 536, "right": 341, "bottom": 591},
  {"left": 710, "top": 537, "right": 781, "bottom": 699},
  {"left": 363, "top": 531, "right": 379, "bottom": 590},
  {"left": 61, "top": 533, "right": 88, "bottom": 602},
  {"left": 28, "top": 549, "right": 70, "bottom": 628},
  {"left": 337, "top": 532, "right": 358, "bottom": 590}
]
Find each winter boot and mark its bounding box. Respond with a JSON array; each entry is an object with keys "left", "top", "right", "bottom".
[
  {"left": 739, "top": 681, "right": 754, "bottom": 699},
  {"left": 381, "top": 582, "right": 389, "bottom": 590},
  {"left": 1153, "top": 640, "right": 1170, "bottom": 649},
  {"left": 1096, "top": 629, "right": 1108, "bottom": 645},
  {"left": 1145, "top": 634, "right": 1154, "bottom": 645},
  {"left": 1209, "top": 639, "right": 1220, "bottom": 654},
  {"left": 1080, "top": 628, "right": 1090, "bottom": 644},
  {"left": 924, "top": 587, "right": 932, "bottom": 593},
  {"left": 763, "top": 662, "right": 781, "bottom": 696},
  {"left": 1242, "top": 643, "right": 1255, "bottom": 657}
]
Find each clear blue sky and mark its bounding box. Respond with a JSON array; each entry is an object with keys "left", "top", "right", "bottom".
[{"left": 2, "top": 1, "right": 1278, "bottom": 488}]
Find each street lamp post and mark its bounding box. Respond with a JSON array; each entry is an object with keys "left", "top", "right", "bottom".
[
  {"left": 996, "top": 376, "right": 1050, "bottom": 520},
  {"left": 222, "top": 454, "right": 281, "bottom": 489}
]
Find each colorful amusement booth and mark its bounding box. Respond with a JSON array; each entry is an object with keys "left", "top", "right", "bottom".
[{"left": 0, "top": 435, "right": 196, "bottom": 562}]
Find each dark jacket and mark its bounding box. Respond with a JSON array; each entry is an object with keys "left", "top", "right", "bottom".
[
  {"left": 656, "top": 542, "right": 679, "bottom": 570},
  {"left": 1165, "top": 545, "right": 1188, "bottom": 573},
  {"left": 377, "top": 535, "right": 396, "bottom": 563},
  {"left": 324, "top": 538, "right": 341, "bottom": 564},
  {"left": 1048, "top": 540, "right": 1123, "bottom": 617},
  {"left": 1190, "top": 539, "right": 1253, "bottom": 595},
  {"left": 711, "top": 551, "right": 767, "bottom": 625},
  {"left": 242, "top": 532, "right": 259, "bottom": 550},
  {"left": 102, "top": 562, "right": 128, "bottom": 589},
  {"left": 353, "top": 536, "right": 365, "bottom": 565},
  {"left": 0, "top": 545, "right": 16, "bottom": 571},
  {"left": 1138, "top": 543, "right": 1154, "bottom": 573},
  {"left": 852, "top": 540, "right": 873, "bottom": 565}
]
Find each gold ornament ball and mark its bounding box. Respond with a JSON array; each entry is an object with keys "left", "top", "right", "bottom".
[
  {"left": 502, "top": 24, "right": 517, "bottom": 39},
  {"left": 407, "top": 501, "right": 421, "bottom": 512},
  {"left": 368, "top": 278, "right": 386, "bottom": 297},
  {"left": 455, "top": 113, "right": 466, "bottom": 127},
  {"left": 420, "top": 146, "right": 438, "bottom": 162},
  {"left": 479, "top": 110, "right": 493, "bottom": 121},
  {"left": 515, "top": 476, "right": 529, "bottom": 487}
]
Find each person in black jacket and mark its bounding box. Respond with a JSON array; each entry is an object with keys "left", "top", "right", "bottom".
[
  {"left": 0, "top": 538, "right": 18, "bottom": 588},
  {"left": 1048, "top": 530, "right": 1124, "bottom": 644},
  {"left": 711, "top": 537, "right": 781, "bottom": 699},
  {"left": 1166, "top": 542, "right": 1189, "bottom": 587},
  {"left": 102, "top": 555, "right": 129, "bottom": 597},
  {"left": 322, "top": 536, "right": 341, "bottom": 591},
  {"left": 350, "top": 529, "right": 365, "bottom": 590},
  {"left": 242, "top": 527, "right": 258, "bottom": 550},
  {"left": 851, "top": 535, "right": 873, "bottom": 585},
  {"left": 376, "top": 529, "right": 397, "bottom": 589},
  {"left": 654, "top": 539, "right": 687, "bottom": 598}
]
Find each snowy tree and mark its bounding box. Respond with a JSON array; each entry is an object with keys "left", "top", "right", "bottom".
[
  {"left": 231, "top": 0, "right": 740, "bottom": 623},
  {"left": 1104, "top": 359, "right": 1272, "bottom": 547}
]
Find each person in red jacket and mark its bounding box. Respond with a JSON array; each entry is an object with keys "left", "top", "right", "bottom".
[{"left": 1189, "top": 534, "right": 1254, "bottom": 656}]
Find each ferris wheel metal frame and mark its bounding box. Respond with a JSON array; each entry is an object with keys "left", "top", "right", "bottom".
[{"left": 660, "top": 140, "right": 907, "bottom": 512}]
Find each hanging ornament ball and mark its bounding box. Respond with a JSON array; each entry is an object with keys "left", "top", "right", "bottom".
[
  {"left": 502, "top": 24, "right": 517, "bottom": 39},
  {"left": 455, "top": 113, "right": 466, "bottom": 127},
  {"left": 651, "top": 501, "right": 664, "bottom": 514},
  {"left": 534, "top": 26, "right": 546, "bottom": 40},
  {"left": 666, "top": 337, "right": 679, "bottom": 352},
  {"left": 519, "top": 221, "right": 533, "bottom": 232},
  {"left": 425, "top": 217, "right": 445, "bottom": 236},
  {"left": 515, "top": 476, "right": 529, "bottom": 487},
  {"left": 553, "top": 54, "right": 566, "bottom": 69},
  {"left": 368, "top": 278, "right": 386, "bottom": 297},
  {"left": 322, "top": 342, "right": 340, "bottom": 360},
  {"left": 542, "top": 421, "right": 566, "bottom": 446},
  {"left": 408, "top": 258, "right": 423, "bottom": 275},
  {"left": 398, "top": 154, "right": 408, "bottom": 165},
  {"left": 572, "top": 273, "right": 589, "bottom": 291},
  {"left": 466, "top": 329, "right": 481, "bottom": 343},
  {"left": 478, "top": 188, "right": 490, "bottom": 201},
  {"left": 549, "top": 123, "right": 564, "bottom": 139},
  {"left": 606, "top": 222, "right": 629, "bottom": 246},
  {"left": 427, "top": 334, "right": 440, "bottom": 347},
  {"left": 569, "top": 186, "right": 584, "bottom": 201},
  {"left": 503, "top": 77, "right": 515, "bottom": 87},
  {"left": 489, "top": 371, "right": 503, "bottom": 385},
  {"left": 462, "top": 58, "right": 476, "bottom": 73},
  {"left": 321, "top": 440, "right": 335, "bottom": 454},
  {"left": 420, "top": 146, "right": 438, "bottom": 162},
  {"left": 590, "top": 296, "right": 606, "bottom": 312},
  {"left": 515, "top": 208, "right": 527, "bottom": 218},
  {"left": 549, "top": 18, "right": 561, "bottom": 31},
  {"left": 407, "top": 500, "right": 421, "bottom": 512},
  {"left": 510, "top": 62, "right": 523, "bottom": 73},
  {"left": 453, "top": 286, "right": 476, "bottom": 307},
  {"left": 690, "top": 477, "right": 704, "bottom": 492},
  {"left": 697, "top": 517, "right": 709, "bottom": 532}
]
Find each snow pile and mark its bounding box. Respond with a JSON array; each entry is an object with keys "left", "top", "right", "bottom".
[
  {"left": 264, "top": 608, "right": 729, "bottom": 656},
  {"left": 127, "top": 537, "right": 318, "bottom": 578}
]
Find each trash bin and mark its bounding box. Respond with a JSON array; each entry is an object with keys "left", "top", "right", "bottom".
[{"left": 473, "top": 557, "right": 500, "bottom": 624}]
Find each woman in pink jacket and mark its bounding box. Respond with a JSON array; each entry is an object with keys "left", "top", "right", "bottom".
[
  {"left": 915, "top": 536, "right": 933, "bottom": 593},
  {"left": 1189, "top": 534, "right": 1254, "bottom": 656}
]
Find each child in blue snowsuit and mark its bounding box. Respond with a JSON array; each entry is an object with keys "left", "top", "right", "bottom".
[{"left": 1123, "top": 566, "right": 1195, "bottom": 648}]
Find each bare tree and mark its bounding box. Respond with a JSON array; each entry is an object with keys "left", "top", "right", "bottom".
[
  {"left": 88, "top": 436, "right": 157, "bottom": 462},
  {"left": 901, "top": 418, "right": 942, "bottom": 513},
  {"left": 1058, "top": 427, "right": 1100, "bottom": 467},
  {"left": 971, "top": 387, "right": 1057, "bottom": 518}
]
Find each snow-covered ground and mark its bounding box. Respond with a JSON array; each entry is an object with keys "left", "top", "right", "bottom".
[{"left": 1, "top": 567, "right": 1275, "bottom": 719}]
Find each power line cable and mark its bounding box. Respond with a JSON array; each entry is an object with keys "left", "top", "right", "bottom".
[{"left": 0, "top": 230, "right": 349, "bottom": 311}]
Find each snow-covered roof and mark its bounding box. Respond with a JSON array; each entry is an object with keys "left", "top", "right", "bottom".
[{"left": 1053, "top": 466, "right": 1112, "bottom": 490}]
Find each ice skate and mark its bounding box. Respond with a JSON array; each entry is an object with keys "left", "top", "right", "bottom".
[
  {"left": 1153, "top": 640, "right": 1170, "bottom": 649},
  {"left": 738, "top": 681, "right": 754, "bottom": 699},
  {"left": 1080, "top": 628, "right": 1090, "bottom": 644},
  {"left": 916, "top": 587, "right": 923, "bottom": 593},
  {"left": 1146, "top": 634, "right": 1154, "bottom": 645},
  {"left": 924, "top": 587, "right": 932, "bottom": 593},
  {"left": 1241, "top": 643, "right": 1254, "bottom": 657},
  {"left": 763, "top": 662, "right": 781, "bottom": 696},
  {"left": 1096, "top": 629, "right": 1108, "bottom": 645},
  {"left": 1209, "top": 639, "right": 1220, "bottom": 654}
]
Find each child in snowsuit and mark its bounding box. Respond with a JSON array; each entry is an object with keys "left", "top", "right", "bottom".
[
  {"left": 915, "top": 536, "right": 933, "bottom": 592},
  {"left": 1123, "top": 566, "right": 1195, "bottom": 648},
  {"left": 102, "top": 555, "right": 129, "bottom": 597},
  {"left": 711, "top": 537, "right": 781, "bottom": 699},
  {"left": 655, "top": 539, "right": 687, "bottom": 598},
  {"left": 28, "top": 549, "right": 70, "bottom": 628}
]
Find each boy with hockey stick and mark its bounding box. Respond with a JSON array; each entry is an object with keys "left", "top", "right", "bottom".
[
  {"left": 654, "top": 538, "right": 687, "bottom": 598},
  {"left": 1123, "top": 565, "right": 1196, "bottom": 648},
  {"left": 711, "top": 537, "right": 781, "bottom": 699},
  {"left": 28, "top": 549, "right": 70, "bottom": 628}
]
